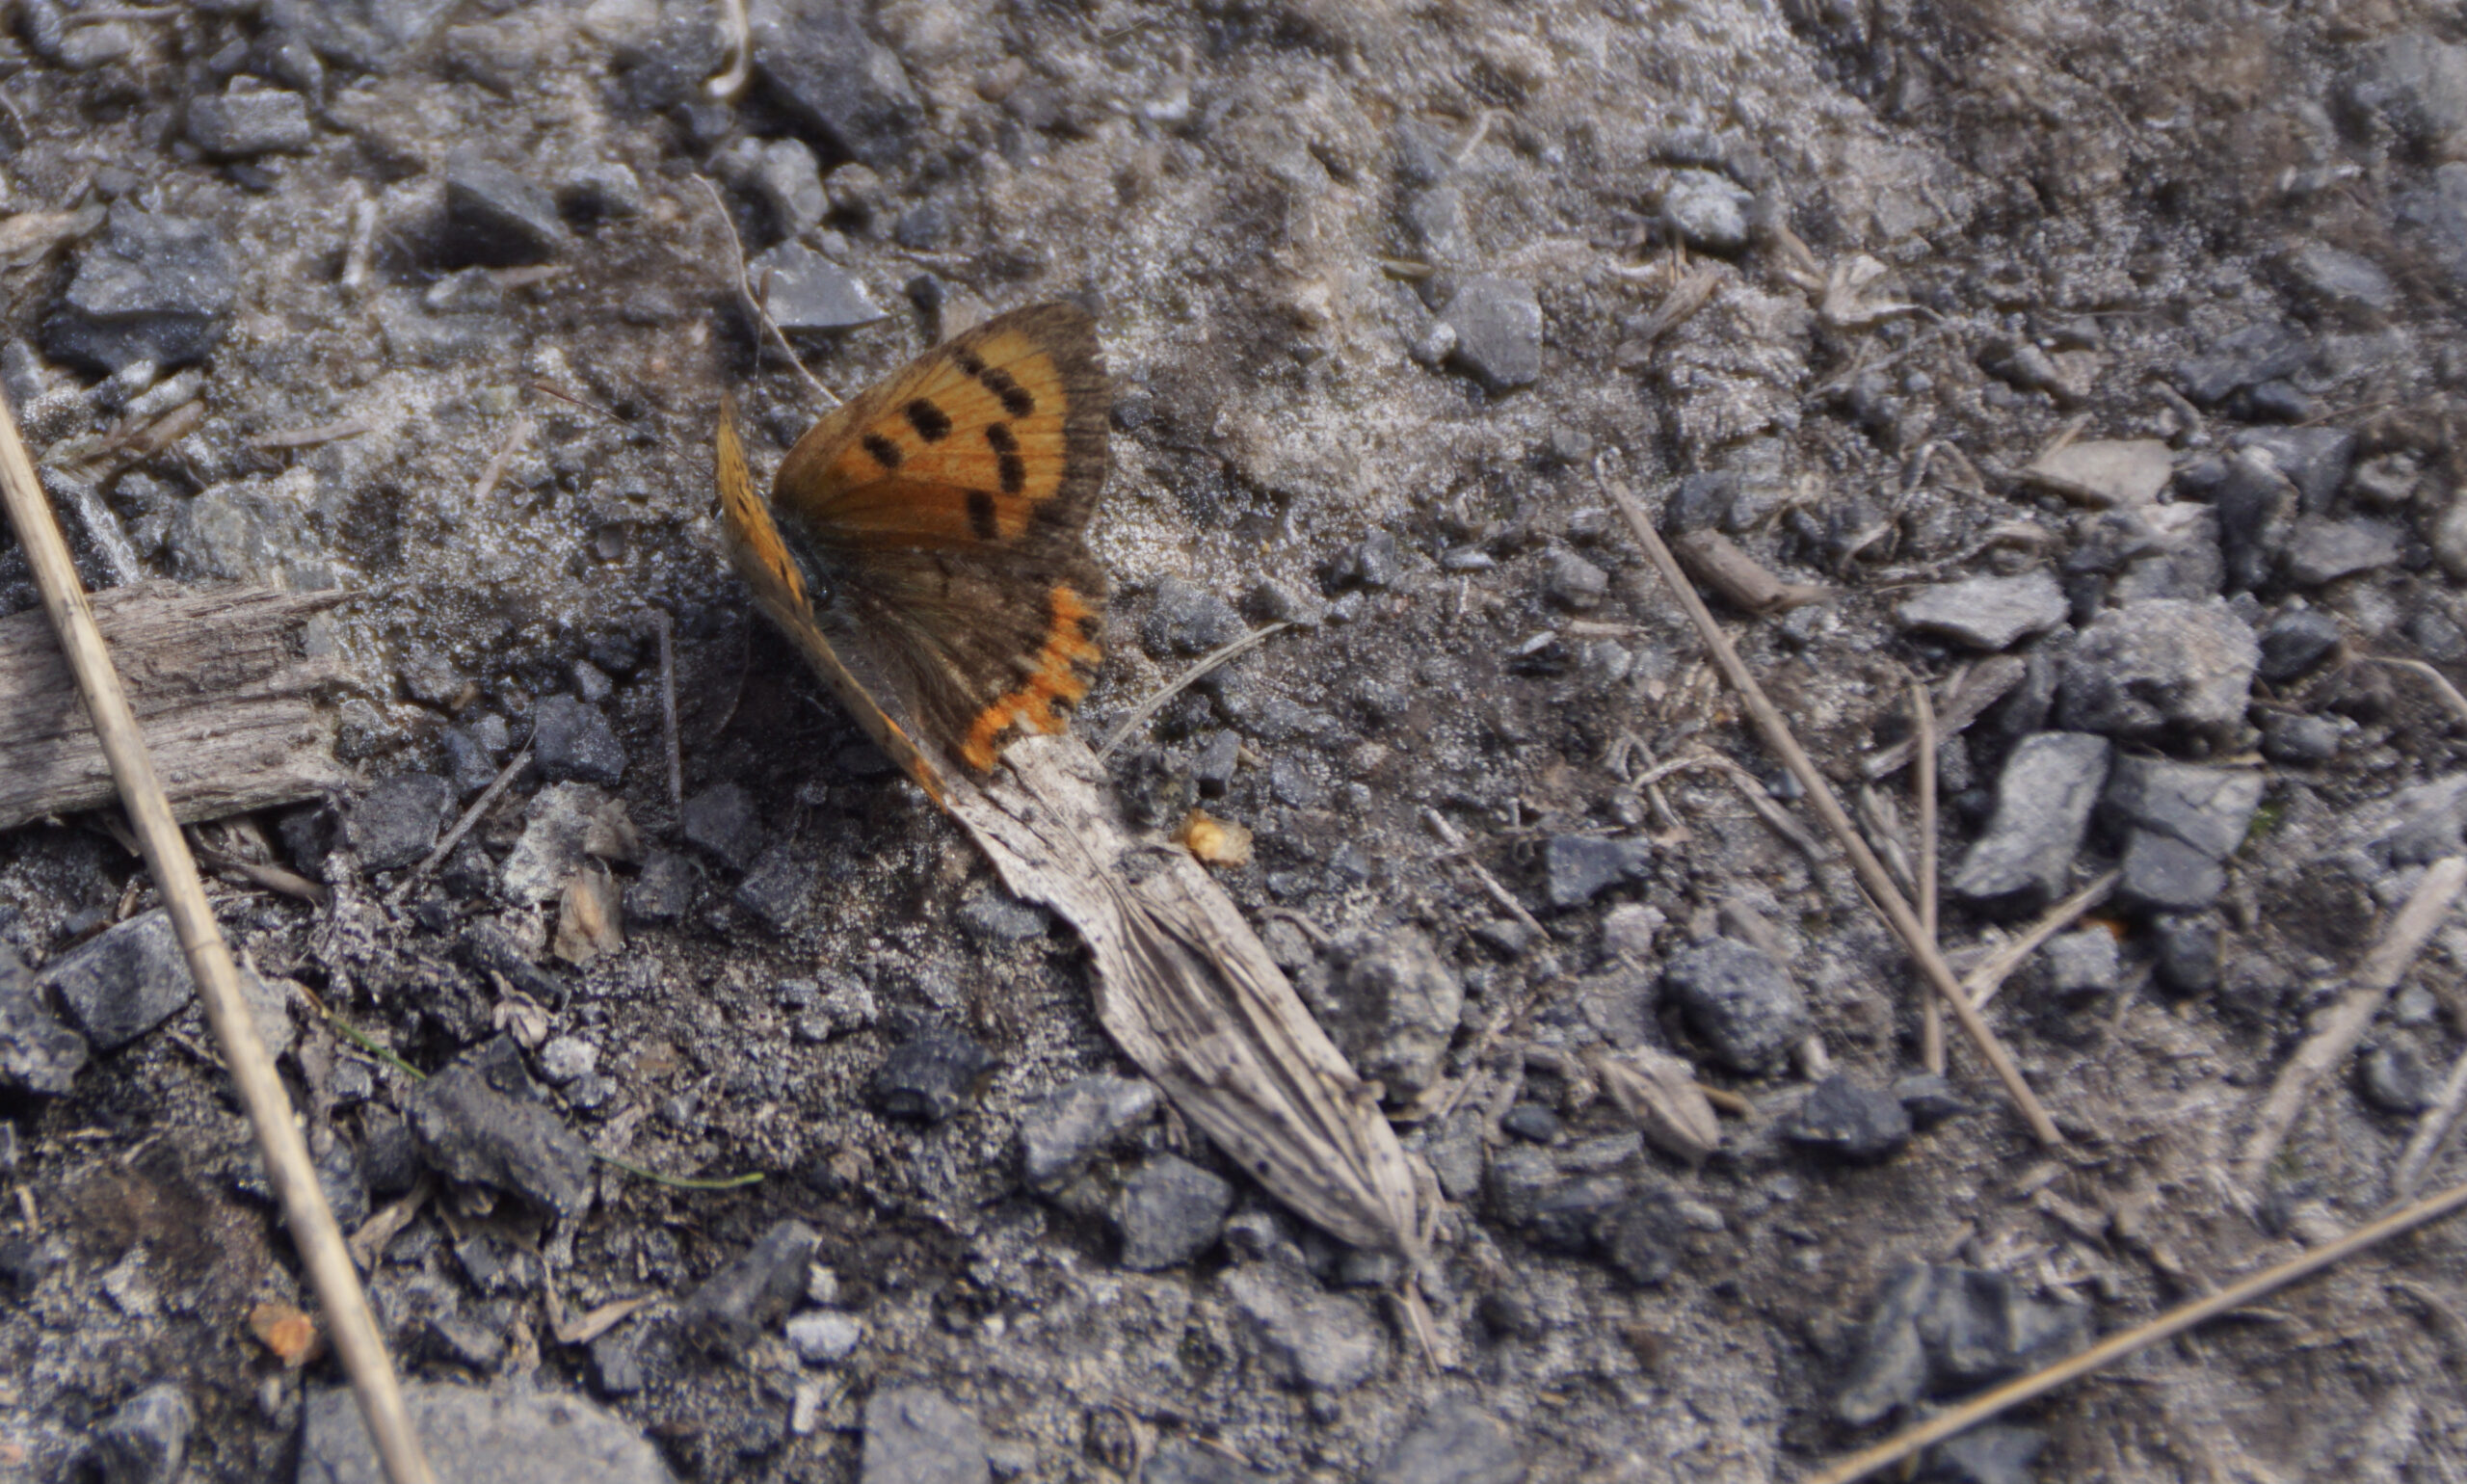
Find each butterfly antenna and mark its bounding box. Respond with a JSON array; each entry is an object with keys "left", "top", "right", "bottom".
[{"left": 695, "top": 174, "right": 840, "bottom": 411}]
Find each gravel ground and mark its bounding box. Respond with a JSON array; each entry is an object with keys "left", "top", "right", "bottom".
[{"left": 4, "top": 0, "right": 2467, "bottom": 1479}]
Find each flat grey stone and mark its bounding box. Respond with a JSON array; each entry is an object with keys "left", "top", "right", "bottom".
[
  {"left": 1018, "top": 1074, "right": 1160, "bottom": 1190},
  {"left": 1441, "top": 275, "right": 1542, "bottom": 391},
  {"left": 1544, "top": 835, "right": 1652, "bottom": 909},
  {"left": 407, "top": 1062, "right": 595, "bottom": 1220},
  {"left": 1897, "top": 572, "right": 2067, "bottom": 650},
  {"left": 1114, "top": 1154, "right": 1234, "bottom": 1270},
  {"left": 1317, "top": 929, "right": 1462, "bottom": 1101},
  {"left": 532, "top": 696, "right": 625, "bottom": 786},
  {"left": 1220, "top": 1264, "right": 1384, "bottom": 1392},
  {"left": 0, "top": 944, "right": 86, "bottom": 1095},
  {"left": 682, "top": 1219, "right": 818, "bottom": 1354},
  {"left": 2044, "top": 928, "right": 2120, "bottom": 998},
  {"left": 1660, "top": 938, "right": 1809, "bottom": 1074},
  {"left": 1661, "top": 168, "right": 1752, "bottom": 252},
  {"left": 186, "top": 89, "right": 313, "bottom": 156},
  {"left": 298, "top": 1381, "right": 676, "bottom": 1484},
  {"left": 40, "top": 911, "right": 191, "bottom": 1052},
  {"left": 1369, "top": 1409, "right": 1525, "bottom": 1484},
  {"left": 92, "top": 1382, "right": 192, "bottom": 1484},
  {"left": 2231, "top": 426, "right": 2355, "bottom": 515},
  {"left": 2284, "top": 242, "right": 2397, "bottom": 316},
  {"left": 44, "top": 203, "right": 237, "bottom": 373},
  {"left": 348, "top": 773, "right": 453, "bottom": 872},
  {"left": 748, "top": 242, "right": 887, "bottom": 331},
  {"left": 861, "top": 1387, "right": 989, "bottom": 1484},
  {"left": 2057, "top": 599, "right": 2257, "bottom": 743},
  {"left": 748, "top": 0, "right": 925, "bottom": 172},
  {"left": 785, "top": 1310, "right": 862, "bottom": 1364},
  {"left": 681, "top": 783, "right": 763, "bottom": 872},
  {"left": 1782, "top": 1075, "right": 1912, "bottom": 1162},
  {"left": 2285, "top": 518, "right": 2403, "bottom": 586},
  {"left": 1950, "top": 732, "right": 2109, "bottom": 914},
  {"left": 270, "top": 0, "right": 462, "bottom": 70},
  {"left": 443, "top": 155, "right": 568, "bottom": 266},
  {"left": 2103, "top": 757, "right": 2265, "bottom": 861}
]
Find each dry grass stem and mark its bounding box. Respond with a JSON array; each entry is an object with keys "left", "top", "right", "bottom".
[
  {"left": 1096, "top": 622, "right": 1288, "bottom": 762},
  {"left": 1600, "top": 464, "right": 2063, "bottom": 1146},
  {"left": 0, "top": 390, "right": 436, "bottom": 1481},
  {"left": 2393, "top": 1046, "right": 2467, "bottom": 1200},
  {"left": 698, "top": 175, "right": 837, "bottom": 409},
  {"left": 1913, "top": 680, "right": 1944, "bottom": 1075},
  {"left": 2368, "top": 655, "right": 2467, "bottom": 728},
  {"left": 468, "top": 411, "right": 536, "bottom": 506},
  {"left": 2238, "top": 856, "right": 2467, "bottom": 1190},
  {"left": 1803, "top": 1174, "right": 2467, "bottom": 1484},
  {"left": 1964, "top": 871, "right": 2120, "bottom": 1011},
  {"left": 389, "top": 741, "right": 533, "bottom": 907},
  {"left": 655, "top": 611, "right": 682, "bottom": 809},
  {"left": 1419, "top": 807, "right": 1550, "bottom": 942}
]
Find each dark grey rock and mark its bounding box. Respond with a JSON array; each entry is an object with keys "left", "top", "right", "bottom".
[
  {"left": 44, "top": 203, "right": 238, "bottom": 373},
  {"left": 1145, "top": 1442, "right": 1271, "bottom": 1484},
  {"left": 1525, "top": 1173, "right": 1631, "bottom": 1255},
  {"left": 626, "top": 851, "right": 696, "bottom": 923},
  {"left": 270, "top": 0, "right": 461, "bottom": 70},
  {"left": 1499, "top": 1102, "right": 1561, "bottom": 1143},
  {"left": 1019, "top": 1074, "right": 1159, "bottom": 1190},
  {"left": 2103, "top": 757, "right": 2263, "bottom": 913},
  {"left": 1783, "top": 1075, "right": 1913, "bottom": 1161},
  {"left": 426, "top": 1310, "right": 507, "bottom": 1372},
  {"left": 407, "top": 1062, "right": 595, "bottom": 1220},
  {"left": 1405, "top": 184, "right": 1470, "bottom": 262},
  {"left": 0, "top": 944, "right": 86, "bottom": 1095},
  {"left": 562, "top": 161, "right": 645, "bottom": 223},
  {"left": 2360, "top": 1043, "right": 2437, "bottom": 1114},
  {"left": 748, "top": 0, "right": 925, "bottom": 172},
  {"left": 1114, "top": 1154, "right": 1234, "bottom": 1270},
  {"left": 1893, "top": 1073, "right": 1969, "bottom": 1126},
  {"left": 2044, "top": 927, "right": 2120, "bottom": 999},
  {"left": 1661, "top": 168, "right": 1752, "bottom": 252},
  {"left": 2257, "top": 608, "right": 2343, "bottom": 681},
  {"left": 1316, "top": 929, "right": 1462, "bottom": 1101},
  {"left": 1219, "top": 1263, "right": 1384, "bottom": 1392},
  {"left": 1144, "top": 576, "right": 1246, "bottom": 657},
  {"left": 681, "top": 783, "right": 763, "bottom": 871},
  {"left": 1369, "top": 1409, "right": 1526, "bottom": 1484},
  {"left": 2285, "top": 518, "right": 2403, "bottom": 586},
  {"left": 299, "top": 1380, "right": 676, "bottom": 1483},
  {"left": 861, "top": 1386, "right": 989, "bottom": 1484},
  {"left": 683, "top": 1219, "right": 818, "bottom": 1354},
  {"left": 40, "top": 911, "right": 192, "bottom": 1052},
  {"left": 1660, "top": 938, "right": 1809, "bottom": 1074},
  {"left": 589, "top": 1329, "right": 646, "bottom": 1396},
  {"left": 750, "top": 137, "right": 827, "bottom": 237},
  {"left": 747, "top": 242, "right": 887, "bottom": 331},
  {"left": 1544, "top": 835, "right": 1652, "bottom": 909},
  {"left": 2151, "top": 913, "right": 2223, "bottom": 996},
  {"left": 734, "top": 844, "right": 812, "bottom": 931},
  {"left": 1950, "top": 733, "right": 2109, "bottom": 914},
  {"left": 443, "top": 726, "right": 502, "bottom": 796},
  {"left": 957, "top": 883, "right": 1048, "bottom": 941},
  {"left": 91, "top": 1382, "right": 193, "bottom": 1484},
  {"left": 360, "top": 1108, "right": 418, "bottom": 1197},
  {"left": 1191, "top": 731, "right": 1240, "bottom": 796},
  {"left": 2283, "top": 242, "right": 2398, "bottom": 318},
  {"left": 1923, "top": 1424, "right": 2047, "bottom": 1484},
  {"left": 871, "top": 1028, "right": 993, "bottom": 1122},
  {"left": 1837, "top": 1264, "right": 2089, "bottom": 1425},
  {"left": 186, "top": 88, "right": 312, "bottom": 157},
  {"left": 1545, "top": 551, "right": 1609, "bottom": 610},
  {"left": 2172, "top": 323, "right": 2309, "bottom": 407},
  {"left": 1442, "top": 276, "right": 1543, "bottom": 391},
  {"left": 1247, "top": 577, "right": 1326, "bottom": 628},
  {"left": 2231, "top": 426, "right": 2355, "bottom": 515},
  {"left": 2261, "top": 711, "right": 2341, "bottom": 764},
  {"left": 532, "top": 696, "right": 625, "bottom": 786},
  {"left": 1897, "top": 572, "right": 2067, "bottom": 651},
  {"left": 2057, "top": 599, "right": 2257, "bottom": 743},
  {"left": 1599, "top": 1190, "right": 1687, "bottom": 1288},
  {"left": 348, "top": 773, "right": 453, "bottom": 872},
  {"left": 442, "top": 156, "right": 568, "bottom": 267},
  {"left": 2188, "top": 450, "right": 2296, "bottom": 594}
]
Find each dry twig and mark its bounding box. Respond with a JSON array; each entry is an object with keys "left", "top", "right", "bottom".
[
  {"left": 0, "top": 390, "right": 435, "bottom": 1481},
  {"left": 1601, "top": 464, "right": 2062, "bottom": 1146},
  {"left": 1964, "top": 871, "right": 2120, "bottom": 1010},
  {"left": 655, "top": 611, "right": 682, "bottom": 810},
  {"left": 1912, "top": 681, "right": 1944, "bottom": 1074},
  {"left": 2367, "top": 656, "right": 2467, "bottom": 729},
  {"left": 2240, "top": 857, "right": 2467, "bottom": 1189},
  {"left": 1096, "top": 623, "right": 1288, "bottom": 762},
  {"left": 388, "top": 741, "right": 533, "bottom": 906},
  {"left": 697, "top": 175, "right": 836, "bottom": 409},
  {"left": 2393, "top": 1046, "right": 2467, "bottom": 1200}
]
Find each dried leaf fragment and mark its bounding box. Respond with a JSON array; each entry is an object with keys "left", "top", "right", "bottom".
[
  {"left": 1588, "top": 1046, "right": 1722, "bottom": 1164},
  {"left": 1177, "top": 808, "right": 1253, "bottom": 868},
  {"left": 553, "top": 861, "right": 624, "bottom": 965},
  {"left": 249, "top": 1299, "right": 322, "bottom": 1367}
]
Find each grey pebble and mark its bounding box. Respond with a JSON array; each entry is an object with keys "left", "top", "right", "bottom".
[
  {"left": 751, "top": 137, "right": 828, "bottom": 238},
  {"left": 1661, "top": 168, "right": 1753, "bottom": 252},
  {"left": 625, "top": 851, "right": 697, "bottom": 923},
  {"left": 750, "top": 0, "right": 926, "bottom": 172},
  {"left": 407, "top": 1061, "right": 596, "bottom": 1220},
  {"left": 1113, "top": 1153, "right": 1234, "bottom": 1270},
  {"left": 1543, "top": 835, "right": 1652, "bottom": 909},
  {"left": 749, "top": 242, "right": 887, "bottom": 331},
  {"left": 1950, "top": 732, "right": 2109, "bottom": 915},
  {"left": 2150, "top": 913, "right": 2223, "bottom": 996},
  {"left": 1316, "top": 929, "right": 1463, "bottom": 1101},
  {"left": 186, "top": 88, "right": 313, "bottom": 157},
  {"left": 2360, "top": 1042, "right": 2437, "bottom": 1114},
  {"left": 682, "top": 783, "right": 764, "bottom": 872},
  {"left": 2043, "top": 927, "right": 2120, "bottom": 1000},
  {"left": 0, "top": 943, "right": 87, "bottom": 1095},
  {"left": 1897, "top": 572, "right": 2067, "bottom": 651},
  {"left": 683, "top": 1219, "right": 818, "bottom": 1355},
  {"left": 40, "top": 910, "right": 192, "bottom": 1052},
  {"left": 1017, "top": 1074, "right": 1159, "bottom": 1191},
  {"left": 2282, "top": 242, "right": 2397, "bottom": 317},
  {"left": 1545, "top": 551, "right": 1609, "bottom": 610},
  {"left": 871, "top": 1027, "right": 993, "bottom": 1122},
  {"left": 862, "top": 1386, "right": 990, "bottom": 1484},
  {"left": 1923, "top": 1424, "right": 2048, "bottom": 1484},
  {"left": 1836, "top": 1263, "right": 2087, "bottom": 1425},
  {"left": 957, "top": 883, "right": 1048, "bottom": 942},
  {"left": 442, "top": 155, "right": 568, "bottom": 266},
  {"left": 1660, "top": 938, "right": 1809, "bottom": 1074},
  {"left": 733, "top": 843, "right": 813, "bottom": 931},
  {"left": 347, "top": 773, "right": 453, "bottom": 872},
  {"left": 2257, "top": 608, "right": 2343, "bottom": 682},
  {"left": 1369, "top": 1409, "right": 1525, "bottom": 1484},
  {"left": 2171, "top": 322, "right": 2310, "bottom": 407},
  {"left": 532, "top": 696, "right": 626, "bottom": 786},
  {"left": 1144, "top": 1442, "right": 1271, "bottom": 1484},
  {"left": 2230, "top": 426, "right": 2354, "bottom": 515},
  {"left": 299, "top": 1379, "right": 676, "bottom": 1483},
  {"left": 1144, "top": 575, "right": 1246, "bottom": 656},
  {"left": 1220, "top": 1263, "right": 1384, "bottom": 1392},
  {"left": 785, "top": 1310, "right": 862, "bottom": 1365},
  {"left": 2285, "top": 517, "right": 2403, "bottom": 587},
  {"left": 2261, "top": 711, "right": 2341, "bottom": 764},
  {"left": 90, "top": 1383, "right": 193, "bottom": 1484},
  {"left": 535, "top": 1036, "right": 598, "bottom": 1084},
  {"left": 1499, "top": 1102, "right": 1561, "bottom": 1143},
  {"left": 2103, "top": 756, "right": 2264, "bottom": 914},
  {"left": 269, "top": 0, "right": 464, "bottom": 72},
  {"left": 2057, "top": 599, "right": 2257, "bottom": 744},
  {"left": 1441, "top": 276, "right": 1542, "bottom": 391},
  {"left": 1783, "top": 1075, "right": 1913, "bottom": 1161},
  {"left": 44, "top": 203, "right": 238, "bottom": 374}
]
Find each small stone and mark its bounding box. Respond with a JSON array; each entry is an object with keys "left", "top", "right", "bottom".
[
  {"left": 2172, "top": 323, "right": 2310, "bottom": 407},
  {"left": 1660, "top": 938, "right": 1810, "bottom": 1074},
  {"left": 407, "top": 1061, "right": 595, "bottom": 1220},
  {"left": 625, "top": 851, "right": 697, "bottom": 923},
  {"left": 0, "top": 945, "right": 86, "bottom": 1095},
  {"left": 1144, "top": 576, "right": 1247, "bottom": 657},
  {"left": 270, "top": 0, "right": 463, "bottom": 71},
  {"left": 2188, "top": 450, "right": 2298, "bottom": 594},
  {"left": 589, "top": 1330, "right": 646, "bottom": 1396},
  {"left": 1018, "top": 1074, "right": 1159, "bottom": 1190},
  {"left": 683, "top": 1219, "right": 819, "bottom": 1355},
  {"left": 91, "top": 1383, "right": 194, "bottom": 1484},
  {"left": 733, "top": 844, "right": 813, "bottom": 931},
  {"left": 2103, "top": 757, "right": 2264, "bottom": 913},
  {"left": 751, "top": 137, "right": 828, "bottom": 238},
  {"left": 2257, "top": 609, "right": 2344, "bottom": 682},
  {"left": 2285, "top": 518, "right": 2403, "bottom": 587},
  {"left": 562, "top": 161, "right": 645, "bottom": 223},
  {"left": 1950, "top": 733, "right": 2109, "bottom": 914},
  {"left": 1897, "top": 572, "right": 2067, "bottom": 650},
  {"left": 44, "top": 202, "right": 238, "bottom": 374},
  {"left": 1784, "top": 1075, "right": 1913, "bottom": 1161},
  {"left": 442, "top": 155, "right": 568, "bottom": 266},
  {"left": 536, "top": 1036, "right": 598, "bottom": 1084},
  {"left": 500, "top": 782, "right": 635, "bottom": 906},
  {"left": 2151, "top": 913, "right": 2223, "bottom": 996},
  {"left": 1499, "top": 1103, "right": 1561, "bottom": 1143},
  {"left": 299, "top": 1381, "right": 673, "bottom": 1483},
  {"left": 1247, "top": 578, "right": 1326, "bottom": 628},
  {"left": 749, "top": 242, "right": 887, "bottom": 331},
  {"left": 2344, "top": 34, "right": 2467, "bottom": 155},
  {"left": 1545, "top": 551, "right": 1610, "bottom": 610},
  {"left": 1440, "top": 276, "right": 1543, "bottom": 391},
  {"left": 2043, "top": 928, "right": 2120, "bottom": 999},
  {"left": 425, "top": 1311, "right": 507, "bottom": 1373},
  {"left": 40, "top": 911, "right": 192, "bottom": 1052},
  {"left": 2283, "top": 242, "right": 2398, "bottom": 317},
  {"left": 2231, "top": 426, "right": 2356, "bottom": 515},
  {"left": 785, "top": 1310, "right": 863, "bottom": 1365},
  {"left": 1892, "top": 1073, "right": 1969, "bottom": 1126},
  {"left": 957, "top": 883, "right": 1048, "bottom": 942},
  {"left": 347, "top": 773, "right": 453, "bottom": 872},
  {"left": 748, "top": 0, "right": 925, "bottom": 172},
  {"left": 871, "top": 1028, "right": 993, "bottom": 1122},
  {"left": 2021, "top": 438, "right": 2173, "bottom": 508},
  {"left": 1114, "top": 1154, "right": 1234, "bottom": 1270},
  {"left": 682, "top": 783, "right": 764, "bottom": 871},
  {"left": 186, "top": 88, "right": 313, "bottom": 157},
  {"left": 1543, "top": 835, "right": 1652, "bottom": 909},
  {"left": 1368, "top": 1410, "right": 1525, "bottom": 1484},
  {"left": 1220, "top": 1264, "right": 1384, "bottom": 1392},
  {"left": 2348, "top": 451, "right": 2423, "bottom": 509},
  {"left": 531, "top": 696, "right": 625, "bottom": 786},
  {"left": 1316, "top": 929, "right": 1463, "bottom": 1102},
  {"left": 2261, "top": 712, "right": 2341, "bottom": 764},
  {"left": 2361, "top": 1042, "right": 2437, "bottom": 1114},
  {"left": 1602, "top": 903, "right": 1663, "bottom": 960},
  {"left": 2057, "top": 600, "right": 2258, "bottom": 744},
  {"left": 1191, "top": 732, "right": 1240, "bottom": 797},
  {"left": 1404, "top": 185, "right": 1470, "bottom": 262},
  {"left": 441, "top": 728, "right": 500, "bottom": 795},
  {"left": 1599, "top": 1190, "right": 1688, "bottom": 1287},
  {"left": 1661, "top": 169, "right": 1753, "bottom": 252},
  {"left": 1924, "top": 1424, "right": 2048, "bottom": 1484}
]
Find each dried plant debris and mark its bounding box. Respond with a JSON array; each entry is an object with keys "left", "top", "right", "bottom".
[{"left": 4, "top": 1, "right": 2467, "bottom": 1478}]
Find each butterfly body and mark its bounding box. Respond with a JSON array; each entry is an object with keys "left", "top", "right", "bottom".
[{"left": 716, "top": 303, "right": 1112, "bottom": 805}]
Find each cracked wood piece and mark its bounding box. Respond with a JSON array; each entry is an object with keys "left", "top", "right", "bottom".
[
  {"left": 942, "top": 733, "right": 1421, "bottom": 1257},
  {"left": 0, "top": 583, "right": 344, "bottom": 830}
]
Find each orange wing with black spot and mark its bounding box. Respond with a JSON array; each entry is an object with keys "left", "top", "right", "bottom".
[{"left": 715, "top": 303, "right": 1111, "bottom": 793}]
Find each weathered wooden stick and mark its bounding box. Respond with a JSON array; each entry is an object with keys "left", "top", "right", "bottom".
[
  {"left": 1603, "top": 468, "right": 2063, "bottom": 1146},
  {"left": 0, "top": 394, "right": 436, "bottom": 1483}
]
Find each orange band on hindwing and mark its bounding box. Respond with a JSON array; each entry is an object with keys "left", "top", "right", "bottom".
[{"left": 962, "top": 584, "right": 1102, "bottom": 771}]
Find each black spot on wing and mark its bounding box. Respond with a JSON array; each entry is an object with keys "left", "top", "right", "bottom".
[
  {"left": 862, "top": 433, "right": 903, "bottom": 469},
  {"left": 998, "top": 454, "right": 1025, "bottom": 493},
  {"left": 906, "top": 399, "right": 952, "bottom": 442},
  {"left": 984, "top": 423, "right": 1017, "bottom": 453},
  {"left": 954, "top": 349, "right": 986, "bottom": 377},
  {"left": 978, "top": 366, "right": 1035, "bottom": 418},
  {"left": 967, "top": 490, "right": 998, "bottom": 542}
]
